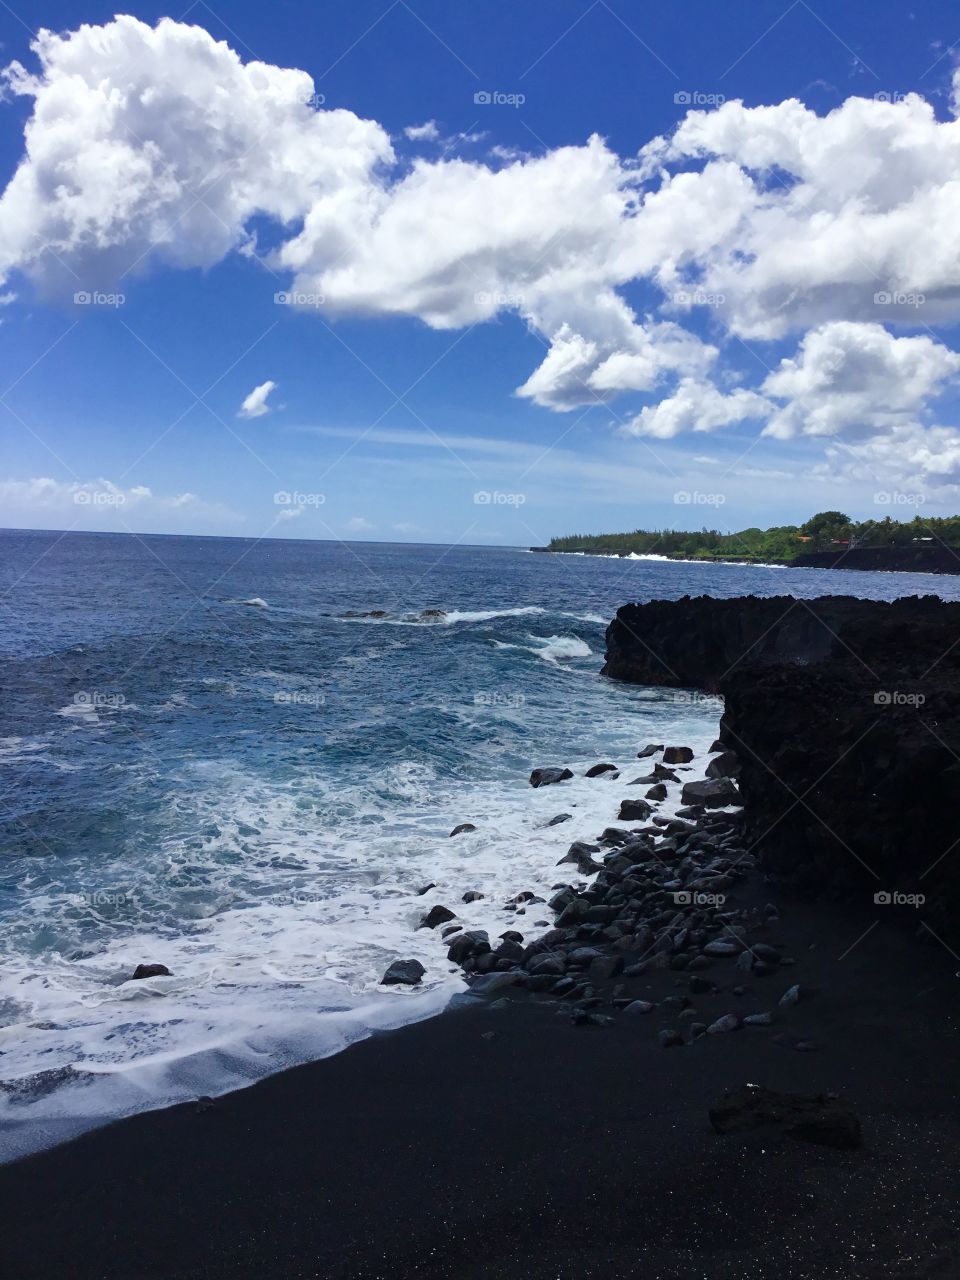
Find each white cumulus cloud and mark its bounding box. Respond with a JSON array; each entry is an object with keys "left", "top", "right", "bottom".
[
  {"left": 5, "top": 17, "right": 960, "bottom": 488},
  {"left": 762, "top": 322, "right": 960, "bottom": 440},
  {"left": 239, "top": 380, "right": 278, "bottom": 419}
]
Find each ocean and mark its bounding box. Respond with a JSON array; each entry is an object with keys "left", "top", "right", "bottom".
[{"left": 3, "top": 528, "right": 960, "bottom": 1160}]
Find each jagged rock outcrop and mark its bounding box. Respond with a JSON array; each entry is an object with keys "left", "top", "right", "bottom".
[{"left": 603, "top": 594, "right": 960, "bottom": 940}]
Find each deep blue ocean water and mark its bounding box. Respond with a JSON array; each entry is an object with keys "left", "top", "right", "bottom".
[{"left": 3, "top": 529, "right": 960, "bottom": 1158}]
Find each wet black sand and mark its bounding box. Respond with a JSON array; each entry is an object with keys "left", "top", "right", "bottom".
[{"left": 1, "top": 892, "right": 958, "bottom": 1280}]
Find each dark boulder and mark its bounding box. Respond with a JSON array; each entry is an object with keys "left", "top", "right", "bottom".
[
  {"left": 706, "top": 751, "right": 741, "bottom": 779},
  {"left": 652, "top": 763, "right": 680, "bottom": 781},
  {"left": 637, "top": 743, "right": 664, "bottom": 758},
  {"left": 681, "top": 778, "right": 742, "bottom": 808},
  {"left": 588, "top": 955, "right": 623, "bottom": 982},
  {"left": 447, "top": 931, "right": 490, "bottom": 964},
  {"left": 461, "top": 891, "right": 484, "bottom": 903},
  {"left": 557, "top": 841, "right": 604, "bottom": 874},
  {"left": 645, "top": 783, "right": 668, "bottom": 801},
  {"left": 529, "top": 767, "right": 573, "bottom": 788},
  {"left": 419, "top": 905, "right": 456, "bottom": 929},
  {"left": 449, "top": 823, "right": 477, "bottom": 837},
  {"left": 663, "top": 746, "right": 694, "bottom": 764},
  {"left": 585, "top": 762, "right": 618, "bottom": 778},
  {"left": 131, "top": 963, "right": 170, "bottom": 980},
  {"left": 381, "top": 959, "right": 426, "bottom": 986},
  {"left": 709, "top": 1084, "right": 862, "bottom": 1149},
  {"left": 619, "top": 798, "right": 653, "bottom": 821}
]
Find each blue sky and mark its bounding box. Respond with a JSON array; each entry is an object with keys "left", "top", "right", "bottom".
[{"left": 3, "top": 1, "right": 960, "bottom": 543}]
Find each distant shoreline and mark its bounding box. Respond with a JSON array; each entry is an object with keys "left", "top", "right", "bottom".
[{"left": 530, "top": 545, "right": 960, "bottom": 575}]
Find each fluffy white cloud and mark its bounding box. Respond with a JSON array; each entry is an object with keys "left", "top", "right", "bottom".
[
  {"left": 345, "top": 516, "right": 374, "bottom": 532},
  {"left": 404, "top": 121, "right": 440, "bottom": 142},
  {"left": 762, "top": 322, "right": 960, "bottom": 440},
  {"left": 624, "top": 378, "right": 771, "bottom": 439},
  {"left": 638, "top": 92, "right": 960, "bottom": 337},
  {"left": 0, "top": 16, "right": 392, "bottom": 294},
  {"left": 239, "top": 379, "right": 278, "bottom": 419},
  {"left": 6, "top": 17, "right": 960, "bottom": 488}
]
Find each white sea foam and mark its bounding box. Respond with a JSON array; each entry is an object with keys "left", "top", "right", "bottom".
[
  {"left": 0, "top": 702, "right": 724, "bottom": 1162},
  {"left": 554, "top": 550, "right": 788, "bottom": 569}
]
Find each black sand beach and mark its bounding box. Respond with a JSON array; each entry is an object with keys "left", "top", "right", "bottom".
[{"left": 2, "top": 883, "right": 958, "bottom": 1280}]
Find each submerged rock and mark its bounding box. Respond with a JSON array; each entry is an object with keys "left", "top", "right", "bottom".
[
  {"left": 585, "top": 762, "right": 618, "bottom": 778},
  {"left": 637, "top": 743, "right": 664, "bottom": 759},
  {"left": 381, "top": 959, "right": 426, "bottom": 986},
  {"left": 132, "top": 963, "right": 171, "bottom": 980},
  {"left": 557, "top": 841, "right": 603, "bottom": 874},
  {"left": 529, "top": 767, "right": 574, "bottom": 788},
  {"left": 546, "top": 813, "right": 573, "bottom": 827},
  {"left": 449, "top": 823, "right": 477, "bottom": 837},
  {"left": 419, "top": 905, "right": 456, "bottom": 929},
  {"left": 652, "top": 763, "right": 681, "bottom": 781}
]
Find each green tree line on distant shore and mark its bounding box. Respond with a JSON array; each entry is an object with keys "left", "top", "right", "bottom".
[{"left": 546, "top": 511, "right": 960, "bottom": 560}]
